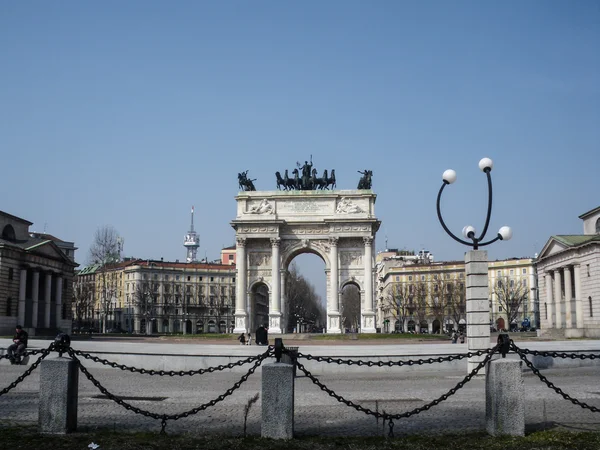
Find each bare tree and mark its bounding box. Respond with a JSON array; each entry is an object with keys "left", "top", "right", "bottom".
[
  {"left": 446, "top": 279, "right": 466, "bottom": 331},
  {"left": 88, "top": 226, "right": 121, "bottom": 333},
  {"left": 133, "top": 280, "right": 160, "bottom": 335},
  {"left": 411, "top": 279, "right": 429, "bottom": 331},
  {"left": 73, "top": 277, "right": 94, "bottom": 331},
  {"left": 381, "top": 283, "right": 412, "bottom": 332},
  {"left": 494, "top": 275, "right": 529, "bottom": 327}
]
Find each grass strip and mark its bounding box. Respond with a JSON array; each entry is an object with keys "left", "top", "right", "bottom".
[{"left": 1, "top": 427, "right": 599, "bottom": 450}]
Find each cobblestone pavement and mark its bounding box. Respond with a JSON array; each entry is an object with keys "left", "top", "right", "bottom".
[{"left": 1, "top": 357, "right": 600, "bottom": 436}]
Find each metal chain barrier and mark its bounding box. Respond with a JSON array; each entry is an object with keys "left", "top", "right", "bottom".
[
  {"left": 295, "top": 345, "right": 499, "bottom": 436},
  {"left": 71, "top": 349, "right": 264, "bottom": 376},
  {"left": 0, "top": 347, "right": 48, "bottom": 360},
  {"left": 68, "top": 346, "right": 272, "bottom": 433},
  {"left": 509, "top": 345, "right": 600, "bottom": 361},
  {"left": 511, "top": 342, "right": 600, "bottom": 413},
  {"left": 296, "top": 349, "right": 493, "bottom": 368},
  {"left": 0, "top": 344, "right": 54, "bottom": 398}
]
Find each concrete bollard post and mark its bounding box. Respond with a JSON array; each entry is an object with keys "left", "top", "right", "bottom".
[
  {"left": 262, "top": 362, "right": 294, "bottom": 439},
  {"left": 39, "top": 357, "right": 79, "bottom": 434},
  {"left": 486, "top": 359, "right": 524, "bottom": 436}
]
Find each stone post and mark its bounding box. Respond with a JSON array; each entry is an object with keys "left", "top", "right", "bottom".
[
  {"left": 39, "top": 357, "right": 79, "bottom": 434},
  {"left": 486, "top": 359, "right": 524, "bottom": 436},
  {"left": 234, "top": 237, "right": 248, "bottom": 333},
  {"left": 269, "top": 238, "right": 282, "bottom": 333},
  {"left": 262, "top": 362, "right": 294, "bottom": 439},
  {"left": 327, "top": 237, "right": 341, "bottom": 333},
  {"left": 465, "top": 250, "right": 490, "bottom": 374},
  {"left": 18, "top": 268, "right": 27, "bottom": 326}
]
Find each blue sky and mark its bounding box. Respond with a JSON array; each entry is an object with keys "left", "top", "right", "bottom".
[{"left": 1, "top": 1, "right": 598, "bottom": 299}]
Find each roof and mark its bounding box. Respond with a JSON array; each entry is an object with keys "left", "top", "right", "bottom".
[
  {"left": 0, "top": 236, "right": 77, "bottom": 266},
  {"left": 0, "top": 210, "right": 33, "bottom": 226},
  {"left": 130, "top": 260, "right": 236, "bottom": 271},
  {"left": 77, "top": 264, "right": 102, "bottom": 275},
  {"left": 29, "top": 232, "right": 66, "bottom": 243},
  {"left": 221, "top": 245, "right": 236, "bottom": 250},
  {"left": 552, "top": 234, "right": 600, "bottom": 247},
  {"left": 578, "top": 206, "right": 600, "bottom": 220}
]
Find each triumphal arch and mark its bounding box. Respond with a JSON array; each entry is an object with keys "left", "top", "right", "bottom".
[{"left": 232, "top": 169, "right": 380, "bottom": 334}]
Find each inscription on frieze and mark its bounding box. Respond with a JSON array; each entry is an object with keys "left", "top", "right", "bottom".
[{"left": 277, "top": 199, "right": 330, "bottom": 214}]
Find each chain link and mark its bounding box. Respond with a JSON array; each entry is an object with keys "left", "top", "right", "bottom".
[
  {"left": 297, "top": 348, "right": 494, "bottom": 368},
  {"left": 0, "top": 345, "right": 53, "bottom": 397},
  {"left": 71, "top": 349, "right": 264, "bottom": 376},
  {"left": 509, "top": 345, "right": 600, "bottom": 361},
  {"left": 0, "top": 347, "right": 47, "bottom": 360},
  {"left": 511, "top": 342, "right": 600, "bottom": 413},
  {"left": 68, "top": 347, "right": 272, "bottom": 433},
  {"left": 296, "top": 345, "right": 498, "bottom": 421}
]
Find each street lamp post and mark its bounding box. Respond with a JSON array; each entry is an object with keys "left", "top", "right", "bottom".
[{"left": 436, "top": 158, "right": 512, "bottom": 374}]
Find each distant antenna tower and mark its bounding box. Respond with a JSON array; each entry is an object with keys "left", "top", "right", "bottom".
[
  {"left": 184, "top": 206, "right": 200, "bottom": 262},
  {"left": 116, "top": 236, "right": 124, "bottom": 262}
]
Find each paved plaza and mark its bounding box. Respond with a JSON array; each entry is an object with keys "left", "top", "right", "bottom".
[{"left": 1, "top": 338, "right": 599, "bottom": 437}]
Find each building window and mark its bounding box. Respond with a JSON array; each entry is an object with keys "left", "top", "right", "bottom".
[
  {"left": 421, "top": 275, "right": 425, "bottom": 281},
  {"left": 187, "top": 276, "right": 191, "bottom": 281},
  {"left": 143, "top": 274, "right": 148, "bottom": 280},
  {"left": 153, "top": 274, "right": 157, "bottom": 280},
  {"left": 210, "top": 277, "right": 214, "bottom": 282},
  {"left": 176, "top": 275, "right": 180, "bottom": 281},
  {"left": 499, "top": 306, "right": 503, "bottom": 312},
  {"left": 434, "top": 274, "right": 438, "bottom": 280},
  {"left": 228, "top": 254, "right": 234, "bottom": 261},
  {"left": 544, "top": 303, "right": 547, "bottom": 320},
  {"left": 6, "top": 297, "right": 12, "bottom": 316},
  {"left": 522, "top": 279, "right": 527, "bottom": 287},
  {"left": 509, "top": 269, "right": 514, "bottom": 275},
  {"left": 199, "top": 277, "right": 203, "bottom": 281},
  {"left": 395, "top": 276, "right": 400, "bottom": 282},
  {"left": 497, "top": 271, "right": 501, "bottom": 276},
  {"left": 232, "top": 277, "right": 235, "bottom": 282},
  {"left": 408, "top": 276, "right": 413, "bottom": 281},
  {"left": 165, "top": 275, "right": 169, "bottom": 281},
  {"left": 590, "top": 297, "right": 594, "bottom": 317},
  {"left": 522, "top": 268, "right": 527, "bottom": 274},
  {"left": 8, "top": 268, "right": 13, "bottom": 280}
]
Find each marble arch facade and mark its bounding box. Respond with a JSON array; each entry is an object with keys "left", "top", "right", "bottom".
[{"left": 231, "top": 190, "right": 380, "bottom": 334}]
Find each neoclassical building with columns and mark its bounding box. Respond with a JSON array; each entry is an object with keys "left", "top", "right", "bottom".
[
  {"left": 0, "top": 211, "right": 77, "bottom": 335},
  {"left": 536, "top": 206, "right": 600, "bottom": 338}
]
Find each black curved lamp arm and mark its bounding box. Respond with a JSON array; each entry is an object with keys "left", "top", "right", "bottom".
[
  {"left": 477, "top": 170, "right": 493, "bottom": 242},
  {"left": 436, "top": 183, "right": 472, "bottom": 247},
  {"left": 477, "top": 235, "right": 501, "bottom": 247}
]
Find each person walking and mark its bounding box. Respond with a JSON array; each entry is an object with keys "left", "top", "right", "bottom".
[
  {"left": 451, "top": 331, "right": 458, "bottom": 344},
  {"left": 246, "top": 332, "right": 252, "bottom": 345},
  {"left": 459, "top": 331, "right": 465, "bottom": 344},
  {"left": 8, "top": 325, "right": 28, "bottom": 364},
  {"left": 237, "top": 333, "right": 246, "bottom": 345}
]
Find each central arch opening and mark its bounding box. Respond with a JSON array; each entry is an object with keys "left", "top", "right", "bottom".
[
  {"left": 250, "top": 283, "right": 269, "bottom": 332},
  {"left": 341, "top": 283, "right": 361, "bottom": 333},
  {"left": 284, "top": 252, "right": 326, "bottom": 334}
]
